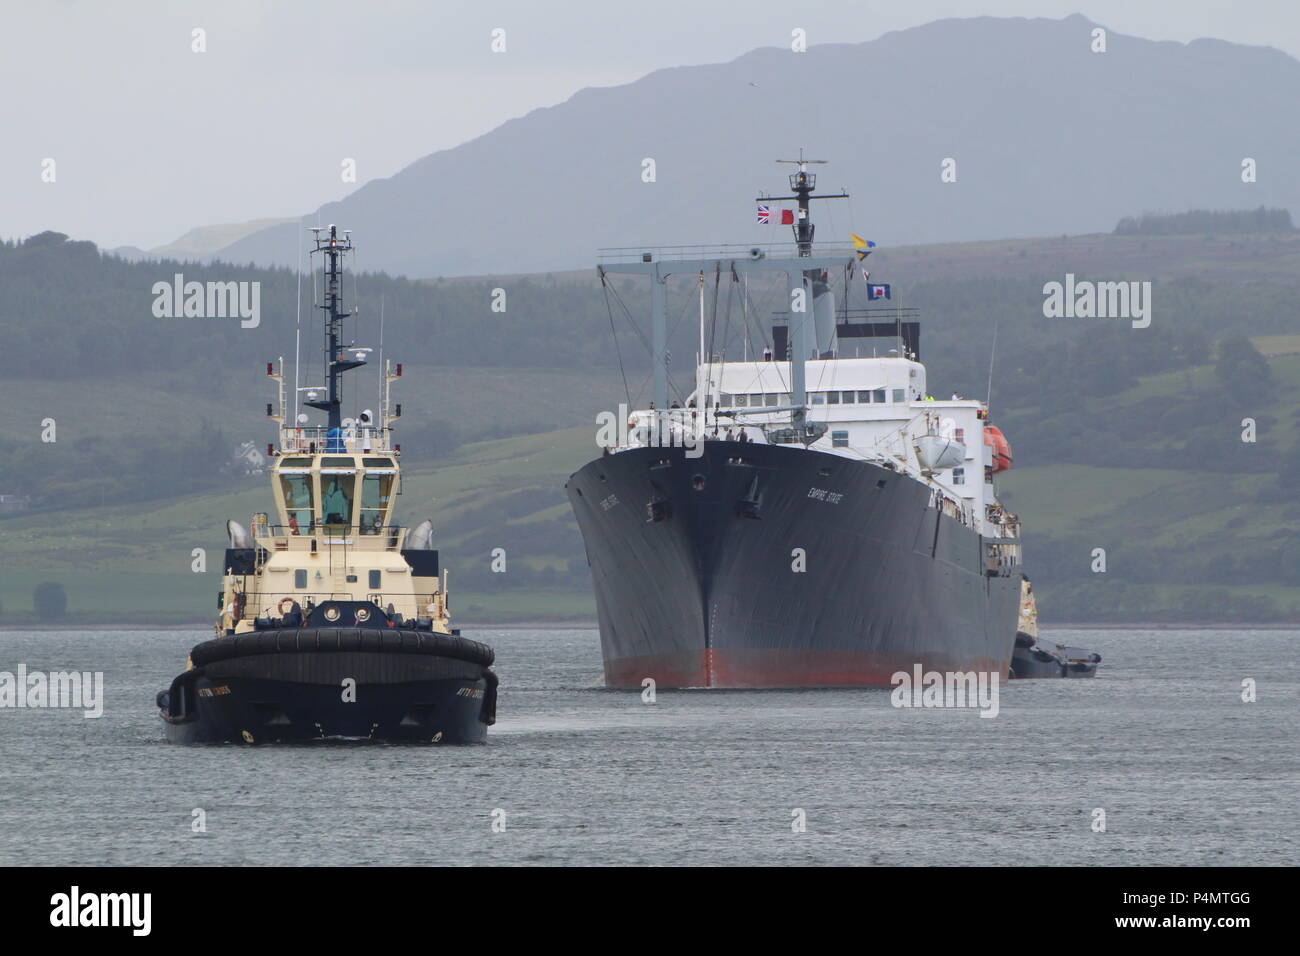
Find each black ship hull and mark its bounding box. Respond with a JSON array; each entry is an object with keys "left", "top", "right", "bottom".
[
  {"left": 1010, "top": 631, "right": 1100, "bottom": 679},
  {"left": 158, "top": 627, "right": 497, "bottom": 744},
  {"left": 567, "top": 441, "right": 1022, "bottom": 688}
]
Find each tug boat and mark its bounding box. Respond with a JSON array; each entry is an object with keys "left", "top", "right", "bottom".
[
  {"left": 567, "top": 155, "right": 1100, "bottom": 688},
  {"left": 1009, "top": 579, "right": 1100, "bottom": 678},
  {"left": 157, "top": 226, "right": 497, "bottom": 743}
]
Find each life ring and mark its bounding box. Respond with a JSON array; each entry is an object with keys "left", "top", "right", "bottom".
[{"left": 277, "top": 597, "right": 298, "bottom": 616}]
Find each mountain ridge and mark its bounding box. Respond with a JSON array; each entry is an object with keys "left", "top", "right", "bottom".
[{"left": 207, "top": 14, "right": 1300, "bottom": 277}]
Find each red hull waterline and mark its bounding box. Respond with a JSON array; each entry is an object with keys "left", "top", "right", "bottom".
[{"left": 604, "top": 649, "right": 1012, "bottom": 689}]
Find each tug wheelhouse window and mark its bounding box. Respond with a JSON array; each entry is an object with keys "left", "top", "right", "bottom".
[
  {"left": 359, "top": 473, "right": 393, "bottom": 534},
  {"left": 279, "top": 473, "right": 314, "bottom": 535},
  {"left": 320, "top": 474, "right": 356, "bottom": 528}
]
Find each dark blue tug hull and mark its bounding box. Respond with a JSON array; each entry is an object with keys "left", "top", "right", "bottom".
[
  {"left": 159, "top": 627, "right": 497, "bottom": 744},
  {"left": 566, "top": 441, "right": 1022, "bottom": 688}
]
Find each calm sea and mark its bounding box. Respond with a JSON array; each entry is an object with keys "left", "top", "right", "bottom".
[{"left": 0, "top": 627, "right": 1295, "bottom": 866}]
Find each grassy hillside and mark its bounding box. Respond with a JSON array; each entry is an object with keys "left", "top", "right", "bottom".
[
  {"left": 3, "top": 348, "right": 1297, "bottom": 626},
  {"left": 0, "top": 427, "right": 598, "bottom": 625},
  {"left": 3, "top": 228, "right": 1299, "bottom": 625}
]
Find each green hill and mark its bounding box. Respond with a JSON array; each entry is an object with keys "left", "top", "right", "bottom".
[{"left": 2, "top": 228, "right": 1299, "bottom": 625}]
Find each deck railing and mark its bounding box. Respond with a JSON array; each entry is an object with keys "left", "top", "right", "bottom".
[{"left": 277, "top": 425, "right": 396, "bottom": 455}]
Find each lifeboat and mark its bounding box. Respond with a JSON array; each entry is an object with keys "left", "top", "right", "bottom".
[{"left": 984, "top": 425, "right": 1013, "bottom": 473}]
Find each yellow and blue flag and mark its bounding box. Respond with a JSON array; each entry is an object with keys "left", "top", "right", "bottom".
[{"left": 851, "top": 233, "right": 877, "bottom": 260}]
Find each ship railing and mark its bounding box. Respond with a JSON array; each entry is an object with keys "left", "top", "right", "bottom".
[
  {"left": 234, "top": 592, "right": 442, "bottom": 621},
  {"left": 597, "top": 242, "right": 857, "bottom": 264},
  {"left": 277, "top": 425, "right": 395, "bottom": 455},
  {"left": 252, "top": 524, "right": 409, "bottom": 547}
]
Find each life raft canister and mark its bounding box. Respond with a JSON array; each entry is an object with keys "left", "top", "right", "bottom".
[{"left": 984, "top": 425, "right": 1013, "bottom": 473}]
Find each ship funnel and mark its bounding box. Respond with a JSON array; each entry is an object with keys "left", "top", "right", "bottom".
[
  {"left": 404, "top": 518, "right": 435, "bottom": 550},
  {"left": 227, "top": 520, "right": 253, "bottom": 549}
]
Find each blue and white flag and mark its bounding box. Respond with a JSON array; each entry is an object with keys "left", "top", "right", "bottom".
[{"left": 866, "top": 282, "right": 891, "bottom": 301}]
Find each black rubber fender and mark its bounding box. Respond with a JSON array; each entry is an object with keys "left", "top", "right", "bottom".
[
  {"left": 480, "top": 668, "right": 499, "bottom": 726},
  {"left": 188, "top": 627, "right": 495, "bottom": 669}
]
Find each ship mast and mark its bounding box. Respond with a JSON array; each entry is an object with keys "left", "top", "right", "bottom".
[
  {"left": 305, "top": 225, "right": 365, "bottom": 431},
  {"left": 767, "top": 152, "right": 847, "bottom": 257},
  {"left": 758, "top": 151, "right": 850, "bottom": 414}
]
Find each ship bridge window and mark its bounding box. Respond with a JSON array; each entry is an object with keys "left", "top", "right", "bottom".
[
  {"left": 279, "top": 474, "right": 315, "bottom": 535},
  {"left": 749, "top": 393, "right": 764, "bottom": 406},
  {"left": 953, "top": 467, "right": 966, "bottom": 486},
  {"left": 323, "top": 457, "right": 355, "bottom": 467},
  {"left": 280, "top": 457, "right": 312, "bottom": 467},
  {"left": 764, "top": 393, "right": 777, "bottom": 405},
  {"left": 831, "top": 430, "right": 849, "bottom": 447},
  {"left": 892, "top": 388, "right": 906, "bottom": 403},
  {"left": 733, "top": 394, "right": 748, "bottom": 407},
  {"left": 840, "top": 391, "right": 855, "bottom": 404},
  {"left": 320, "top": 474, "right": 356, "bottom": 528},
  {"left": 363, "top": 458, "right": 394, "bottom": 467},
  {"left": 719, "top": 393, "right": 732, "bottom": 406},
  {"left": 359, "top": 474, "right": 393, "bottom": 534},
  {"left": 810, "top": 392, "right": 825, "bottom": 405},
  {"left": 827, "top": 391, "right": 841, "bottom": 405}
]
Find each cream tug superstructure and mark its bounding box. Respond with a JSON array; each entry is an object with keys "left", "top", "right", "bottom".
[{"left": 216, "top": 356, "right": 451, "bottom": 637}]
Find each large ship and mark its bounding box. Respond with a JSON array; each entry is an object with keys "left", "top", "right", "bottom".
[
  {"left": 566, "top": 156, "right": 1096, "bottom": 688},
  {"left": 157, "top": 226, "right": 497, "bottom": 742}
]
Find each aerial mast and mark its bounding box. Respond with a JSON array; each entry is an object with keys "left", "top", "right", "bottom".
[
  {"left": 305, "top": 225, "right": 365, "bottom": 431},
  {"left": 760, "top": 151, "right": 850, "bottom": 365}
]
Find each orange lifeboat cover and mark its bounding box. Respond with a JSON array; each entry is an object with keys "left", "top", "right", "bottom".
[{"left": 984, "top": 425, "right": 1013, "bottom": 473}]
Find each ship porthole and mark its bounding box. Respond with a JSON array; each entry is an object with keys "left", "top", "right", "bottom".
[
  {"left": 355, "top": 606, "right": 370, "bottom": 623},
  {"left": 323, "top": 604, "right": 341, "bottom": 622}
]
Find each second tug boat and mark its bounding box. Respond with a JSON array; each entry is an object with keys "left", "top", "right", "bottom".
[{"left": 157, "top": 226, "right": 497, "bottom": 743}]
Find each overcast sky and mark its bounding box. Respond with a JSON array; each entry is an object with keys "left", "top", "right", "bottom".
[{"left": 3, "top": 0, "right": 1296, "bottom": 250}]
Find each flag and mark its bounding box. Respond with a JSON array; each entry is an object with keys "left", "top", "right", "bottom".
[
  {"left": 861, "top": 268, "right": 871, "bottom": 282},
  {"left": 851, "top": 233, "right": 877, "bottom": 260},
  {"left": 866, "top": 283, "right": 891, "bottom": 300},
  {"left": 781, "top": 209, "right": 796, "bottom": 225},
  {"left": 756, "top": 203, "right": 770, "bottom": 224}
]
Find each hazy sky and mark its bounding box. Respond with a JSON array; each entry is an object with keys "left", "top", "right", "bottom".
[{"left": 3, "top": 0, "right": 1296, "bottom": 250}]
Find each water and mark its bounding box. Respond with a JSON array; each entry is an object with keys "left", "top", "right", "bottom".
[{"left": 0, "top": 627, "right": 1295, "bottom": 866}]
